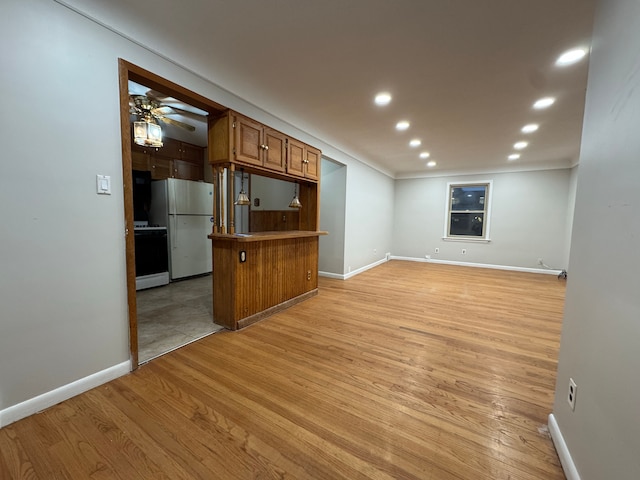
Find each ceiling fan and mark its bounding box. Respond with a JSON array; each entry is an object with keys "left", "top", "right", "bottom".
[
  {"left": 129, "top": 89, "right": 207, "bottom": 148},
  {"left": 129, "top": 90, "right": 202, "bottom": 132}
]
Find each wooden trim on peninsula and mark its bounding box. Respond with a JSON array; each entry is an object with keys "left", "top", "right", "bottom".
[
  {"left": 236, "top": 289, "right": 319, "bottom": 330},
  {"left": 209, "top": 230, "right": 328, "bottom": 243}
]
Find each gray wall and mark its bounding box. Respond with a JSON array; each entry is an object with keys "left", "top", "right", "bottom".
[
  {"left": 319, "top": 158, "right": 347, "bottom": 275},
  {"left": 392, "top": 169, "right": 572, "bottom": 269},
  {"left": 552, "top": 0, "right": 640, "bottom": 478},
  {"left": 250, "top": 175, "right": 297, "bottom": 211},
  {"left": 0, "top": 0, "right": 394, "bottom": 413},
  {"left": 344, "top": 161, "right": 395, "bottom": 274}
]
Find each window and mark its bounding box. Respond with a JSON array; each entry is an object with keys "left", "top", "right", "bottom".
[{"left": 445, "top": 181, "right": 492, "bottom": 241}]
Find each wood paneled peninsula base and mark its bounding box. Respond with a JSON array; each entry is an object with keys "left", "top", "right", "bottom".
[{"left": 209, "top": 230, "right": 327, "bottom": 330}]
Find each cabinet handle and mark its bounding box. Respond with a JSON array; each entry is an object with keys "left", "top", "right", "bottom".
[{"left": 264, "top": 145, "right": 269, "bottom": 150}]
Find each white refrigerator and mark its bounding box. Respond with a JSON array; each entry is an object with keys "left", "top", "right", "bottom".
[{"left": 149, "top": 178, "right": 213, "bottom": 280}]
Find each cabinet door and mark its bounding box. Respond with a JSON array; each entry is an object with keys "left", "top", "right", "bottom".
[
  {"left": 234, "top": 115, "right": 263, "bottom": 167},
  {"left": 180, "top": 142, "right": 203, "bottom": 163},
  {"left": 263, "top": 128, "right": 286, "bottom": 172},
  {"left": 173, "top": 159, "right": 204, "bottom": 181},
  {"left": 160, "top": 137, "right": 182, "bottom": 159},
  {"left": 151, "top": 157, "right": 172, "bottom": 179},
  {"left": 305, "top": 146, "right": 321, "bottom": 180},
  {"left": 287, "top": 138, "right": 306, "bottom": 177},
  {"left": 131, "top": 151, "right": 150, "bottom": 171}
]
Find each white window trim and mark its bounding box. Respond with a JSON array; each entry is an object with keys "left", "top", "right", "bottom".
[{"left": 443, "top": 180, "right": 493, "bottom": 242}]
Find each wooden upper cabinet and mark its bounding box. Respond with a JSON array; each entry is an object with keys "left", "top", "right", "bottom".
[
  {"left": 287, "top": 138, "right": 306, "bottom": 177},
  {"left": 209, "top": 110, "right": 319, "bottom": 182},
  {"left": 180, "top": 143, "right": 203, "bottom": 163},
  {"left": 263, "top": 128, "right": 286, "bottom": 172},
  {"left": 287, "top": 138, "right": 320, "bottom": 180},
  {"left": 234, "top": 114, "right": 263, "bottom": 167},
  {"left": 304, "top": 145, "right": 320, "bottom": 181},
  {"left": 150, "top": 157, "right": 172, "bottom": 179},
  {"left": 156, "top": 137, "right": 182, "bottom": 160},
  {"left": 131, "top": 150, "right": 150, "bottom": 171},
  {"left": 131, "top": 136, "right": 204, "bottom": 181},
  {"left": 233, "top": 115, "right": 286, "bottom": 171}
]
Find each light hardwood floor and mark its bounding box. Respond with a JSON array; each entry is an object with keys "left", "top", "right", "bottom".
[{"left": 0, "top": 261, "right": 566, "bottom": 479}]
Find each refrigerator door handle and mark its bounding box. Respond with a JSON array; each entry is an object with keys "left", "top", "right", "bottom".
[
  {"left": 171, "top": 214, "right": 178, "bottom": 249},
  {"left": 171, "top": 180, "right": 178, "bottom": 250}
]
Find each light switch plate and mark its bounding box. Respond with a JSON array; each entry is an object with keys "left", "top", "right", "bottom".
[{"left": 96, "top": 174, "right": 111, "bottom": 195}]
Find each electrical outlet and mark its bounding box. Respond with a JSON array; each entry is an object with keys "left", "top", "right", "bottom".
[
  {"left": 434, "top": 247, "right": 440, "bottom": 254},
  {"left": 537, "top": 258, "right": 544, "bottom": 266},
  {"left": 461, "top": 248, "right": 467, "bottom": 255},
  {"left": 425, "top": 254, "right": 431, "bottom": 260},
  {"left": 567, "top": 378, "right": 577, "bottom": 411}
]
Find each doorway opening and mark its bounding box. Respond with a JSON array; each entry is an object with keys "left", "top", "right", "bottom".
[{"left": 118, "top": 60, "right": 226, "bottom": 368}]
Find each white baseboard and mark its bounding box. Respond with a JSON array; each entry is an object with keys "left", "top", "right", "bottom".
[
  {"left": 344, "top": 257, "right": 389, "bottom": 280},
  {"left": 390, "top": 256, "right": 563, "bottom": 276},
  {"left": 548, "top": 413, "right": 581, "bottom": 480},
  {"left": 319, "top": 256, "right": 390, "bottom": 281},
  {"left": 0, "top": 360, "right": 131, "bottom": 428},
  {"left": 318, "top": 271, "right": 345, "bottom": 280}
]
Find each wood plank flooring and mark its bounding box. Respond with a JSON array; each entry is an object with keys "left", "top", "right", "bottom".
[{"left": 0, "top": 261, "right": 567, "bottom": 479}]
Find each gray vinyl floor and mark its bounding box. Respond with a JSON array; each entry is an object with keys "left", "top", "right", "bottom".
[{"left": 136, "top": 275, "right": 224, "bottom": 364}]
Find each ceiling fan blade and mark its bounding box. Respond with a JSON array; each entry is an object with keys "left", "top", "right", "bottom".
[
  {"left": 151, "top": 106, "right": 175, "bottom": 116},
  {"left": 145, "top": 89, "right": 170, "bottom": 101},
  {"left": 160, "top": 116, "right": 197, "bottom": 132},
  {"left": 161, "top": 104, "right": 207, "bottom": 120}
]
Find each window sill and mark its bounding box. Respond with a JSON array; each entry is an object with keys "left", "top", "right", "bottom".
[{"left": 442, "top": 237, "right": 491, "bottom": 243}]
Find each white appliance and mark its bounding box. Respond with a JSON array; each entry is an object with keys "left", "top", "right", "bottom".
[{"left": 149, "top": 178, "right": 213, "bottom": 280}]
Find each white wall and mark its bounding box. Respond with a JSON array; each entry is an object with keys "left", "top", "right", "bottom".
[
  {"left": 343, "top": 161, "right": 395, "bottom": 274},
  {"left": 1, "top": 0, "right": 134, "bottom": 413},
  {"left": 0, "top": 0, "right": 394, "bottom": 417},
  {"left": 319, "top": 158, "right": 346, "bottom": 275},
  {"left": 563, "top": 165, "right": 579, "bottom": 267},
  {"left": 551, "top": 0, "right": 640, "bottom": 478},
  {"left": 392, "top": 169, "right": 572, "bottom": 270}
]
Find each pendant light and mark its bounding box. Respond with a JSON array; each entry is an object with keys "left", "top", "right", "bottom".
[
  {"left": 288, "top": 182, "right": 302, "bottom": 209},
  {"left": 235, "top": 170, "right": 250, "bottom": 205}
]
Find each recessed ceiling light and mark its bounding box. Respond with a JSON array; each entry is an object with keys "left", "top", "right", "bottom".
[
  {"left": 556, "top": 48, "right": 587, "bottom": 66},
  {"left": 396, "top": 121, "right": 410, "bottom": 131},
  {"left": 419, "top": 152, "right": 430, "bottom": 159},
  {"left": 508, "top": 154, "right": 521, "bottom": 161},
  {"left": 521, "top": 123, "right": 539, "bottom": 133},
  {"left": 409, "top": 139, "right": 421, "bottom": 147},
  {"left": 374, "top": 92, "right": 392, "bottom": 106},
  {"left": 514, "top": 141, "right": 528, "bottom": 150},
  {"left": 533, "top": 97, "right": 555, "bottom": 109},
  {"left": 426, "top": 160, "right": 436, "bottom": 168}
]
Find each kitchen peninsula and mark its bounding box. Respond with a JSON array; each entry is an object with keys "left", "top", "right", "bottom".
[
  {"left": 208, "top": 109, "right": 326, "bottom": 330},
  {"left": 209, "top": 230, "right": 327, "bottom": 330}
]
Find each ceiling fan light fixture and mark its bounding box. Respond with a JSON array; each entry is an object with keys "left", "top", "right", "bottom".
[{"left": 133, "top": 118, "right": 163, "bottom": 148}]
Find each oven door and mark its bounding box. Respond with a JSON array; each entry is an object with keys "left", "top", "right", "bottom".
[{"left": 134, "top": 229, "right": 169, "bottom": 289}]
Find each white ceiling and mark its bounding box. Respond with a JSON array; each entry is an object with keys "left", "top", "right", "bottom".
[{"left": 60, "top": 0, "right": 596, "bottom": 178}]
